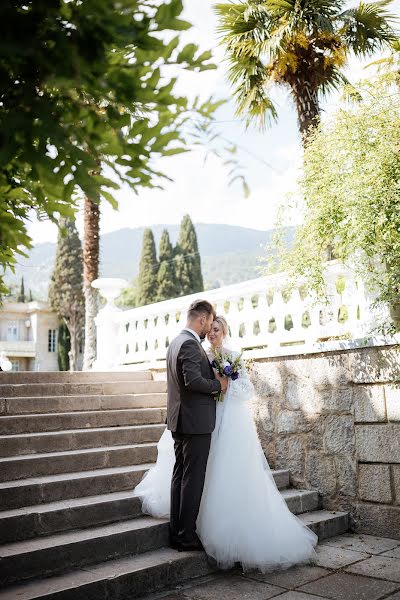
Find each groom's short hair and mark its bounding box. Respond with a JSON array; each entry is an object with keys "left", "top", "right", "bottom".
[{"left": 187, "top": 299, "right": 216, "bottom": 321}]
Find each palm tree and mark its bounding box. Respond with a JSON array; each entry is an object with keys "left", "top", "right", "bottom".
[
  {"left": 216, "top": 0, "right": 396, "bottom": 143},
  {"left": 82, "top": 196, "right": 100, "bottom": 371}
]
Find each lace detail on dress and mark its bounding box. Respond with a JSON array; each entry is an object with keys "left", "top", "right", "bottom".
[{"left": 227, "top": 352, "right": 254, "bottom": 403}]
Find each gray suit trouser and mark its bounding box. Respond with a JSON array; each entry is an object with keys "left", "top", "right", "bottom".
[{"left": 170, "top": 431, "right": 211, "bottom": 545}]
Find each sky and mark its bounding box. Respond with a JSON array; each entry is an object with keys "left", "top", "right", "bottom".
[{"left": 27, "top": 0, "right": 400, "bottom": 245}]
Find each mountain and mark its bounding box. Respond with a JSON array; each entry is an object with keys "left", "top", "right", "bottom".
[{"left": 4, "top": 224, "right": 296, "bottom": 300}]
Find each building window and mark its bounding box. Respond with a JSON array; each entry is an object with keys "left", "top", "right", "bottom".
[
  {"left": 7, "top": 321, "right": 19, "bottom": 341},
  {"left": 11, "top": 360, "right": 20, "bottom": 371},
  {"left": 48, "top": 329, "right": 57, "bottom": 352}
]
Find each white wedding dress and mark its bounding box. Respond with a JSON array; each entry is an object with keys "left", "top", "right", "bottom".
[{"left": 133, "top": 347, "right": 318, "bottom": 573}]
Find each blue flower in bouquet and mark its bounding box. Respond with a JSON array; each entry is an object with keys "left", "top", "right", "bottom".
[
  {"left": 209, "top": 349, "right": 244, "bottom": 401},
  {"left": 223, "top": 364, "right": 233, "bottom": 376}
]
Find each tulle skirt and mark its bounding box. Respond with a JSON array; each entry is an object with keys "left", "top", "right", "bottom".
[{"left": 134, "top": 391, "right": 317, "bottom": 572}]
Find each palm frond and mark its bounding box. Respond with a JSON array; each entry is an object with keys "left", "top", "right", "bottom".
[
  {"left": 318, "top": 66, "right": 349, "bottom": 97},
  {"left": 215, "top": 3, "right": 270, "bottom": 40},
  {"left": 215, "top": 2, "right": 278, "bottom": 127},
  {"left": 266, "top": 0, "right": 339, "bottom": 35},
  {"left": 365, "top": 36, "right": 400, "bottom": 72},
  {"left": 226, "top": 52, "right": 278, "bottom": 129},
  {"left": 338, "top": 0, "right": 397, "bottom": 56}
]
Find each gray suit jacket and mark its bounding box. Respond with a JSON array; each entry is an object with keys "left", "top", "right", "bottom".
[{"left": 166, "top": 330, "right": 221, "bottom": 434}]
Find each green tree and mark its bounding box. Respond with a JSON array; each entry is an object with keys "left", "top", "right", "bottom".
[
  {"left": 48, "top": 218, "right": 85, "bottom": 371},
  {"left": 57, "top": 321, "right": 71, "bottom": 372},
  {"left": 137, "top": 229, "right": 158, "bottom": 306},
  {"left": 157, "top": 229, "right": 178, "bottom": 301},
  {"left": 117, "top": 278, "right": 138, "bottom": 309},
  {"left": 17, "top": 276, "right": 25, "bottom": 303},
  {"left": 215, "top": 0, "right": 396, "bottom": 142},
  {"left": 0, "top": 0, "right": 217, "bottom": 298},
  {"left": 274, "top": 75, "right": 400, "bottom": 333},
  {"left": 175, "top": 215, "right": 204, "bottom": 295}
]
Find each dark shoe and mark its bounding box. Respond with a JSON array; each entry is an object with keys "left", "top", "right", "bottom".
[
  {"left": 177, "top": 539, "right": 204, "bottom": 552},
  {"left": 169, "top": 536, "right": 181, "bottom": 551},
  {"left": 171, "top": 542, "right": 181, "bottom": 551}
]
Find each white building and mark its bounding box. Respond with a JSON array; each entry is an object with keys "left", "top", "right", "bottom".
[{"left": 0, "top": 301, "right": 60, "bottom": 371}]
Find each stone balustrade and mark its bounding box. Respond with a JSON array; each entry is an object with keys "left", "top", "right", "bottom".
[{"left": 92, "top": 260, "right": 392, "bottom": 371}]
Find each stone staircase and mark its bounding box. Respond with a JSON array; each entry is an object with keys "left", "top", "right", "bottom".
[{"left": 0, "top": 371, "right": 349, "bottom": 599}]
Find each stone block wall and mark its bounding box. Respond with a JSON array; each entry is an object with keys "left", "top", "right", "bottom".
[{"left": 250, "top": 345, "right": 400, "bottom": 539}]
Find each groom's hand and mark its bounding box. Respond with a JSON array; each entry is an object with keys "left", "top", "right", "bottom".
[{"left": 216, "top": 373, "right": 229, "bottom": 393}]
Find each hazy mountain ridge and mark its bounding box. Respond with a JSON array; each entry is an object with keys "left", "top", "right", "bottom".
[{"left": 4, "top": 224, "right": 295, "bottom": 300}]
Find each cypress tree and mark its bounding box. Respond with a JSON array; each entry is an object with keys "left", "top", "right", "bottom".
[
  {"left": 157, "top": 229, "right": 177, "bottom": 301},
  {"left": 175, "top": 215, "right": 204, "bottom": 295},
  {"left": 159, "top": 229, "right": 174, "bottom": 263},
  {"left": 137, "top": 228, "right": 158, "bottom": 306},
  {"left": 48, "top": 217, "right": 85, "bottom": 371},
  {"left": 17, "top": 276, "right": 25, "bottom": 302},
  {"left": 28, "top": 288, "right": 33, "bottom": 302},
  {"left": 57, "top": 321, "right": 71, "bottom": 371}
]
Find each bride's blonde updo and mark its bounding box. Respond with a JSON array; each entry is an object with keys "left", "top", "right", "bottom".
[{"left": 214, "top": 315, "right": 229, "bottom": 339}]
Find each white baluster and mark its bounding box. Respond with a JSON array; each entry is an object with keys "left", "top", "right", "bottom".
[{"left": 95, "top": 264, "right": 391, "bottom": 368}]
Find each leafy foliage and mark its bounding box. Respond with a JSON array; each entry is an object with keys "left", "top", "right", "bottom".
[
  {"left": 175, "top": 214, "right": 204, "bottom": 295},
  {"left": 57, "top": 321, "right": 71, "bottom": 372},
  {"left": 0, "top": 0, "right": 217, "bottom": 295},
  {"left": 117, "top": 278, "right": 139, "bottom": 308},
  {"left": 48, "top": 218, "right": 85, "bottom": 370},
  {"left": 368, "top": 37, "right": 400, "bottom": 74},
  {"left": 17, "top": 276, "right": 25, "bottom": 303},
  {"left": 157, "top": 229, "right": 178, "bottom": 301},
  {"left": 128, "top": 217, "right": 204, "bottom": 304},
  {"left": 272, "top": 75, "right": 400, "bottom": 333},
  {"left": 137, "top": 228, "right": 159, "bottom": 306}
]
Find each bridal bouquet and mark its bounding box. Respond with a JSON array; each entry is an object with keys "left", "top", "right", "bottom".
[{"left": 210, "top": 349, "right": 243, "bottom": 402}]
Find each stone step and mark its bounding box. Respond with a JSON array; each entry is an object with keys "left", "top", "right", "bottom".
[
  {"left": 299, "top": 509, "right": 349, "bottom": 540},
  {"left": 0, "top": 510, "right": 349, "bottom": 599},
  {"left": 0, "top": 443, "right": 158, "bottom": 482},
  {"left": 0, "top": 380, "right": 167, "bottom": 399},
  {"left": 0, "top": 464, "right": 152, "bottom": 510},
  {"left": 0, "top": 516, "right": 169, "bottom": 586},
  {"left": 0, "top": 487, "right": 318, "bottom": 544},
  {"left": 271, "top": 468, "right": 290, "bottom": 490},
  {"left": 0, "top": 406, "right": 167, "bottom": 434},
  {"left": 0, "top": 546, "right": 216, "bottom": 600},
  {"left": 0, "top": 371, "right": 153, "bottom": 384},
  {"left": 0, "top": 492, "right": 143, "bottom": 543},
  {"left": 0, "top": 464, "right": 289, "bottom": 511},
  {"left": 0, "top": 424, "right": 166, "bottom": 457},
  {"left": 281, "top": 488, "right": 319, "bottom": 516},
  {"left": 1, "top": 393, "right": 167, "bottom": 416}
]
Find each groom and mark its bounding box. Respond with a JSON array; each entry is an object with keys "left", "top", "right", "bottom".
[{"left": 166, "top": 299, "right": 228, "bottom": 551}]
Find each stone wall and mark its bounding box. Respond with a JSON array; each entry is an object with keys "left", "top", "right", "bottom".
[{"left": 250, "top": 344, "right": 400, "bottom": 539}]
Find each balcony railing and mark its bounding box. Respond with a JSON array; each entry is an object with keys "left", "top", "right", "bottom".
[
  {"left": 91, "top": 261, "right": 399, "bottom": 371},
  {"left": 0, "top": 340, "right": 36, "bottom": 357}
]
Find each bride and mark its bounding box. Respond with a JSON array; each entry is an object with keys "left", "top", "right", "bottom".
[{"left": 133, "top": 315, "right": 318, "bottom": 573}]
